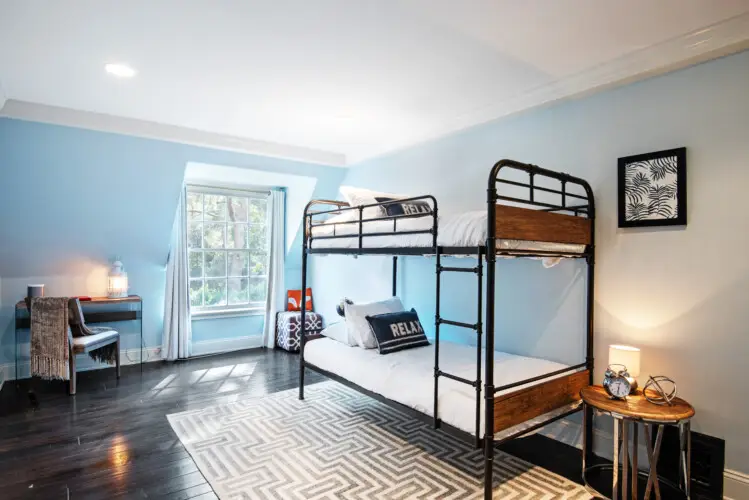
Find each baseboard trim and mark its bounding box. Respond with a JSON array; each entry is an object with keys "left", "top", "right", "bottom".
[
  {"left": 191, "top": 336, "right": 263, "bottom": 357},
  {"left": 1, "top": 346, "right": 162, "bottom": 382},
  {"left": 724, "top": 468, "right": 749, "bottom": 500}
]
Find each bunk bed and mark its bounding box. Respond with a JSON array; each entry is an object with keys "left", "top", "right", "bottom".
[{"left": 297, "top": 159, "right": 595, "bottom": 499}]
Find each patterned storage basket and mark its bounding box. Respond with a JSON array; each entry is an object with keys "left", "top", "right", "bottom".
[{"left": 276, "top": 311, "right": 323, "bottom": 352}]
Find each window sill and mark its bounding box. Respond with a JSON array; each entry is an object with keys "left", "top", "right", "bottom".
[{"left": 191, "top": 308, "right": 265, "bottom": 321}]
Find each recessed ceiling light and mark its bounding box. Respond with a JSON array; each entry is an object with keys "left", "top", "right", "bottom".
[{"left": 105, "top": 63, "right": 137, "bottom": 78}]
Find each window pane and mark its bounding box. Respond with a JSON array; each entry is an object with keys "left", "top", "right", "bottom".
[
  {"left": 187, "top": 192, "right": 203, "bottom": 220},
  {"left": 204, "top": 279, "right": 227, "bottom": 306},
  {"left": 226, "top": 224, "right": 248, "bottom": 249},
  {"left": 204, "top": 194, "right": 226, "bottom": 221},
  {"left": 248, "top": 199, "right": 267, "bottom": 224},
  {"left": 189, "top": 251, "right": 203, "bottom": 278},
  {"left": 249, "top": 277, "right": 267, "bottom": 303},
  {"left": 228, "top": 197, "right": 248, "bottom": 222},
  {"left": 203, "top": 223, "right": 225, "bottom": 249},
  {"left": 227, "top": 251, "right": 249, "bottom": 277},
  {"left": 228, "top": 277, "right": 249, "bottom": 305},
  {"left": 204, "top": 251, "right": 226, "bottom": 278},
  {"left": 248, "top": 224, "right": 267, "bottom": 254},
  {"left": 188, "top": 222, "right": 202, "bottom": 248},
  {"left": 250, "top": 252, "right": 267, "bottom": 276},
  {"left": 189, "top": 279, "right": 204, "bottom": 307}
]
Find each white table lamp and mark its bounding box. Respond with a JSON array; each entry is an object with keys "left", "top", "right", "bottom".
[{"left": 609, "top": 344, "right": 641, "bottom": 390}]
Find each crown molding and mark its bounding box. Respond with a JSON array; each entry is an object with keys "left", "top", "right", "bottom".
[
  {"left": 349, "top": 12, "right": 749, "bottom": 164},
  {"left": 0, "top": 100, "right": 348, "bottom": 167}
]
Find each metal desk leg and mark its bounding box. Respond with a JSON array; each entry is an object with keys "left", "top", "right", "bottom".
[
  {"left": 14, "top": 315, "right": 19, "bottom": 387},
  {"left": 680, "top": 421, "right": 691, "bottom": 499},
  {"left": 613, "top": 419, "right": 620, "bottom": 500},
  {"left": 140, "top": 301, "right": 144, "bottom": 372},
  {"left": 644, "top": 424, "right": 664, "bottom": 500}
]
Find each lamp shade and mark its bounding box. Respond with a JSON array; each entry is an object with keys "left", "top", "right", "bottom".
[{"left": 608, "top": 345, "right": 640, "bottom": 378}]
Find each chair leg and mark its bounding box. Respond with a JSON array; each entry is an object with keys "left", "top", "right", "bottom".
[
  {"left": 69, "top": 350, "right": 77, "bottom": 396},
  {"left": 115, "top": 338, "right": 121, "bottom": 379}
]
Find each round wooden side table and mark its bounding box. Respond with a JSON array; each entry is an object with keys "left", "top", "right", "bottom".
[{"left": 580, "top": 385, "right": 695, "bottom": 500}]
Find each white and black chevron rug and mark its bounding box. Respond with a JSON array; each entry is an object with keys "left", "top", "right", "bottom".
[{"left": 167, "top": 381, "right": 587, "bottom": 499}]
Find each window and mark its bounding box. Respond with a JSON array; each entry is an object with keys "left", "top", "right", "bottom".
[{"left": 186, "top": 186, "right": 270, "bottom": 315}]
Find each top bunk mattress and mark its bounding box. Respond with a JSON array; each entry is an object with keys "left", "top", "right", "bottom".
[
  {"left": 304, "top": 338, "right": 580, "bottom": 437},
  {"left": 309, "top": 210, "right": 585, "bottom": 255}
]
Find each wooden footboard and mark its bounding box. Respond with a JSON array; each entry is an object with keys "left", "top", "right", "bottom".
[
  {"left": 493, "top": 370, "right": 590, "bottom": 433},
  {"left": 495, "top": 205, "right": 591, "bottom": 245}
]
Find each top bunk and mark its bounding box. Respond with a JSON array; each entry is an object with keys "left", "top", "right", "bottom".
[{"left": 304, "top": 159, "right": 594, "bottom": 258}]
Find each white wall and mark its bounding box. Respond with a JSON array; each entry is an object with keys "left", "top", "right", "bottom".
[{"left": 311, "top": 50, "right": 749, "bottom": 473}]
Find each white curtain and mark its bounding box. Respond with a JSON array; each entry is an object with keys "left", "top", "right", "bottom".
[
  {"left": 263, "top": 189, "right": 286, "bottom": 348},
  {"left": 163, "top": 184, "right": 192, "bottom": 360}
]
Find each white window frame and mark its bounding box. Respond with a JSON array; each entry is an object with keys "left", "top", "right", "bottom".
[{"left": 186, "top": 184, "right": 271, "bottom": 319}]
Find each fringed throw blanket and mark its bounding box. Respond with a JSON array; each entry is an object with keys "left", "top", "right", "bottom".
[{"left": 30, "top": 297, "right": 70, "bottom": 380}]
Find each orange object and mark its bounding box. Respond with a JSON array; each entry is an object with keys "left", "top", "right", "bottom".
[{"left": 287, "top": 288, "right": 313, "bottom": 311}]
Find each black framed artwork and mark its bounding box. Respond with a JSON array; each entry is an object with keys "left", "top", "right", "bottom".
[{"left": 618, "top": 147, "right": 687, "bottom": 228}]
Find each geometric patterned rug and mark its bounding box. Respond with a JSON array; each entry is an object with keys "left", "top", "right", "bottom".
[{"left": 167, "top": 381, "right": 588, "bottom": 499}]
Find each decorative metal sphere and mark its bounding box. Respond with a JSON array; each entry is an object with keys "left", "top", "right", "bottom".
[{"left": 644, "top": 375, "right": 677, "bottom": 406}]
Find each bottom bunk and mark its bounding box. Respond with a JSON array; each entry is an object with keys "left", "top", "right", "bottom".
[{"left": 304, "top": 338, "right": 589, "bottom": 441}]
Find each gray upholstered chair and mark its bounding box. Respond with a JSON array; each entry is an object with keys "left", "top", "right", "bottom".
[{"left": 67, "top": 298, "right": 121, "bottom": 395}]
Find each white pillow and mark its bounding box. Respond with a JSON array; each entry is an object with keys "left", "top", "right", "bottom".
[
  {"left": 339, "top": 186, "right": 409, "bottom": 221},
  {"left": 319, "top": 321, "right": 357, "bottom": 346},
  {"left": 344, "top": 297, "right": 405, "bottom": 349}
]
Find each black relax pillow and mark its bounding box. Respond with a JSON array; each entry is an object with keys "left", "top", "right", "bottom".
[
  {"left": 365, "top": 308, "right": 430, "bottom": 354},
  {"left": 374, "top": 197, "right": 433, "bottom": 217}
]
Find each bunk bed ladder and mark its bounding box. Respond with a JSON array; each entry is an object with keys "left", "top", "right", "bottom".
[{"left": 433, "top": 246, "right": 484, "bottom": 447}]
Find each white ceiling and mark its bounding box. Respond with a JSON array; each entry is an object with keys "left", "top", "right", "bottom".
[{"left": 1, "top": 0, "right": 748, "bottom": 165}]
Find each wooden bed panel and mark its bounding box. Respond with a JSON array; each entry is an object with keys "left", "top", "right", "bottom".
[
  {"left": 493, "top": 369, "right": 590, "bottom": 433},
  {"left": 495, "top": 205, "right": 591, "bottom": 245}
]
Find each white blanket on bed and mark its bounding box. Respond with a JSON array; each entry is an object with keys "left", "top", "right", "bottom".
[{"left": 304, "top": 338, "right": 577, "bottom": 436}]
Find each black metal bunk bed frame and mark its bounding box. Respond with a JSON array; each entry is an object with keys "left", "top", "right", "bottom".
[{"left": 297, "top": 159, "right": 595, "bottom": 499}]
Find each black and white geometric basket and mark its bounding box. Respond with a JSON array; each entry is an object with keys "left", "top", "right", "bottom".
[{"left": 276, "top": 311, "right": 323, "bottom": 352}]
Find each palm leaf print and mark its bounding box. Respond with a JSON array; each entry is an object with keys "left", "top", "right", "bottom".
[
  {"left": 624, "top": 170, "right": 651, "bottom": 204},
  {"left": 626, "top": 202, "right": 649, "bottom": 221},
  {"left": 648, "top": 156, "right": 678, "bottom": 181},
  {"left": 647, "top": 184, "right": 677, "bottom": 218}
]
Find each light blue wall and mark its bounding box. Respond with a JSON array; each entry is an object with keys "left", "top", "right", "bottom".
[
  {"left": 0, "top": 118, "right": 346, "bottom": 373},
  {"left": 310, "top": 50, "right": 749, "bottom": 470}
]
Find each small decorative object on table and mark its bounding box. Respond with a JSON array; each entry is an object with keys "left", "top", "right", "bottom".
[
  {"left": 644, "top": 375, "right": 678, "bottom": 406},
  {"left": 618, "top": 147, "right": 687, "bottom": 228},
  {"left": 107, "top": 259, "right": 129, "bottom": 298},
  {"left": 603, "top": 344, "right": 641, "bottom": 399},
  {"left": 276, "top": 311, "right": 323, "bottom": 352},
  {"left": 581, "top": 385, "right": 695, "bottom": 500}
]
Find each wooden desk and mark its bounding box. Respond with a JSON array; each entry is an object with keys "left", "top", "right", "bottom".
[{"left": 14, "top": 296, "right": 143, "bottom": 382}]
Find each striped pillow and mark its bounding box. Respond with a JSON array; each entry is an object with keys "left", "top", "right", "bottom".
[{"left": 365, "top": 308, "right": 430, "bottom": 355}]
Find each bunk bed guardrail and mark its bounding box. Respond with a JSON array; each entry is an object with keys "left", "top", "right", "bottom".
[{"left": 304, "top": 195, "right": 439, "bottom": 254}]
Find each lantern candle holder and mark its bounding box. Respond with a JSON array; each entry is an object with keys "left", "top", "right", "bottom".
[{"left": 107, "top": 260, "right": 129, "bottom": 298}]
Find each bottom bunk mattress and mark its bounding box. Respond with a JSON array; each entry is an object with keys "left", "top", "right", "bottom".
[{"left": 304, "top": 338, "right": 581, "bottom": 438}]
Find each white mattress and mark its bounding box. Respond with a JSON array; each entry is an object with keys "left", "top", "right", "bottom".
[
  {"left": 309, "top": 210, "right": 585, "bottom": 255},
  {"left": 304, "top": 338, "right": 581, "bottom": 437}
]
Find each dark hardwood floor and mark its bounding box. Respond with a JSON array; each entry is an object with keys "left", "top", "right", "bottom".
[{"left": 0, "top": 348, "right": 594, "bottom": 499}]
